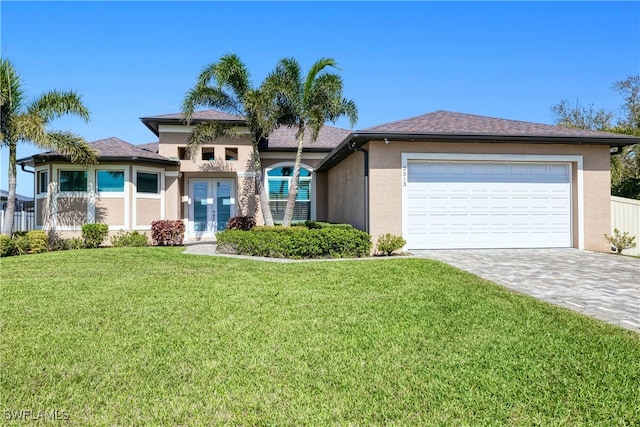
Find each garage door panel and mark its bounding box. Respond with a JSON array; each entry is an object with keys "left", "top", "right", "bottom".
[{"left": 405, "top": 161, "right": 572, "bottom": 249}]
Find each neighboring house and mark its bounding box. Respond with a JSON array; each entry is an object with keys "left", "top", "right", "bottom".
[
  {"left": 0, "top": 190, "right": 34, "bottom": 212},
  {"left": 18, "top": 110, "right": 639, "bottom": 252}
]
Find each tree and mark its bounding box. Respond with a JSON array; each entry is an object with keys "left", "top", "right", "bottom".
[
  {"left": 265, "top": 57, "right": 357, "bottom": 226},
  {"left": 181, "top": 54, "right": 277, "bottom": 226},
  {"left": 551, "top": 75, "right": 640, "bottom": 199},
  {"left": 0, "top": 58, "right": 97, "bottom": 236}
]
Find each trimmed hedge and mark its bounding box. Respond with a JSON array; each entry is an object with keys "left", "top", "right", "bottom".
[
  {"left": 151, "top": 220, "right": 185, "bottom": 246},
  {"left": 216, "top": 224, "right": 371, "bottom": 259}
]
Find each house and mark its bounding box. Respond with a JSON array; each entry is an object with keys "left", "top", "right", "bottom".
[{"left": 18, "top": 110, "right": 639, "bottom": 251}]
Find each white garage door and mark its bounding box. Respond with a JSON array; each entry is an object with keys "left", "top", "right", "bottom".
[{"left": 405, "top": 161, "right": 572, "bottom": 249}]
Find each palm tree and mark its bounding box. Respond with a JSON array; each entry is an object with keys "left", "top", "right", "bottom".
[
  {"left": 182, "top": 54, "right": 277, "bottom": 226},
  {"left": 0, "top": 58, "right": 97, "bottom": 236},
  {"left": 265, "top": 57, "right": 357, "bottom": 226}
]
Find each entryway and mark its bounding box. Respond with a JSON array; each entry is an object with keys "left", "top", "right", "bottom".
[{"left": 188, "top": 179, "right": 235, "bottom": 239}]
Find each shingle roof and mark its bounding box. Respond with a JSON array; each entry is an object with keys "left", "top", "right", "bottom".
[
  {"left": 20, "top": 137, "right": 177, "bottom": 165},
  {"left": 141, "top": 109, "right": 351, "bottom": 150},
  {"left": 316, "top": 110, "right": 640, "bottom": 172},
  {"left": 363, "top": 110, "right": 635, "bottom": 139},
  {"left": 264, "top": 125, "right": 351, "bottom": 150},
  {"left": 142, "top": 110, "right": 244, "bottom": 121}
]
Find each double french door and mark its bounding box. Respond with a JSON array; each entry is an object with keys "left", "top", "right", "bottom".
[{"left": 188, "top": 179, "right": 235, "bottom": 238}]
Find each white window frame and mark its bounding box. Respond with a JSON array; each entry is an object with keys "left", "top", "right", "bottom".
[
  {"left": 132, "top": 166, "right": 165, "bottom": 230},
  {"left": 265, "top": 162, "right": 315, "bottom": 222}
]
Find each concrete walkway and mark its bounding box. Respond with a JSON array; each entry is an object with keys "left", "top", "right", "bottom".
[{"left": 412, "top": 249, "right": 640, "bottom": 333}]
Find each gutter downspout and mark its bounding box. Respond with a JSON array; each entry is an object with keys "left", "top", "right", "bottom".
[{"left": 349, "top": 140, "right": 369, "bottom": 233}]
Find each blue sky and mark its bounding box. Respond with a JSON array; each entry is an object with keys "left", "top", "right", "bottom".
[{"left": 2, "top": 1, "right": 639, "bottom": 196}]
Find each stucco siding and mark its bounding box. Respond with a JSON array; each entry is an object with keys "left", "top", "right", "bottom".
[
  {"left": 326, "top": 150, "right": 366, "bottom": 230},
  {"left": 136, "top": 198, "right": 162, "bottom": 228},
  {"left": 158, "top": 131, "right": 254, "bottom": 174},
  {"left": 56, "top": 197, "right": 88, "bottom": 227},
  {"left": 95, "top": 198, "right": 125, "bottom": 227},
  {"left": 366, "top": 140, "right": 611, "bottom": 251}
]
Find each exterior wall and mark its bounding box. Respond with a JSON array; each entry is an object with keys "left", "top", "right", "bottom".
[
  {"left": 33, "top": 161, "right": 174, "bottom": 234},
  {"left": 158, "top": 129, "right": 254, "bottom": 174},
  {"left": 365, "top": 140, "right": 611, "bottom": 252},
  {"left": 326, "top": 148, "right": 366, "bottom": 230}
]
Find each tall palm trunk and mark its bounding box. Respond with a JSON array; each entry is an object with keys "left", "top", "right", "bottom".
[
  {"left": 281, "top": 134, "right": 304, "bottom": 227},
  {"left": 1, "top": 141, "right": 17, "bottom": 236},
  {"left": 253, "top": 144, "right": 274, "bottom": 226}
]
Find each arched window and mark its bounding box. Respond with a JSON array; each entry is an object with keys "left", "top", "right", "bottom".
[{"left": 267, "top": 165, "right": 312, "bottom": 222}]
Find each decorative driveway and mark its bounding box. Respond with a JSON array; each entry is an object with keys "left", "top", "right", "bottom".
[{"left": 412, "top": 249, "right": 640, "bottom": 333}]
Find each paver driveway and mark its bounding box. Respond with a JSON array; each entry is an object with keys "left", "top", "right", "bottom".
[{"left": 412, "top": 249, "right": 640, "bottom": 333}]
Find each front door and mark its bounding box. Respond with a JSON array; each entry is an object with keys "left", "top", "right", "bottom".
[{"left": 189, "top": 179, "right": 235, "bottom": 238}]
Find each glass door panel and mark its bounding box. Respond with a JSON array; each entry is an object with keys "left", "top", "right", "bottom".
[
  {"left": 193, "top": 181, "right": 210, "bottom": 232},
  {"left": 216, "top": 181, "right": 232, "bottom": 231}
]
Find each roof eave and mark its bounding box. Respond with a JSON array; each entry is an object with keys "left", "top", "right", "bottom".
[
  {"left": 316, "top": 132, "right": 640, "bottom": 172},
  {"left": 139, "top": 116, "right": 247, "bottom": 137},
  {"left": 21, "top": 154, "right": 179, "bottom": 167}
]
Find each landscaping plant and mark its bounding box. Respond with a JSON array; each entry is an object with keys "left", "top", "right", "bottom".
[
  {"left": 81, "top": 223, "right": 109, "bottom": 248},
  {"left": 605, "top": 228, "right": 637, "bottom": 254},
  {"left": 376, "top": 233, "right": 407, "bottom": 256}
]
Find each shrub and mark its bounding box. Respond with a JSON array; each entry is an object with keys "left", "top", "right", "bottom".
[
  {"left": 25, "top": 230, "right": 49, "bottom": 254},
  {"left": 376, "top": 233, "right": 407, "bottom": 256},
  {"left": 0, "top": 235, "right": 15, "bottom": 257},
  {"left": 1, "top": 231, "right": 49, "bottom": 256},
  {"left": 217, "top": 225, "right": 371, "bottom": 259},
  {"left": 304, "top": 220, "right": 354, "bottom": 230},
  {"left": 82, "top": 223, "right": 109, "bottom": 248},
  {"left": 151, "top": 220, "right": 185, "bottom": 246},
  {"left": 605, "top": 228, "right": 637, "bottom": 254},
  {"left": 110, "top": 230, "right": 149, "bottom": 247},
  {"left": 52, "top": 237, "right": 86, "bottom": 251},
  {"left": 226, "top": 216, "right": 256, "bottom": 231}
]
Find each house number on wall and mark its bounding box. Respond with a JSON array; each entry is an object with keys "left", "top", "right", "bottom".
[{"left": 402, "top": 165, "right": 408, "bottom": 187}]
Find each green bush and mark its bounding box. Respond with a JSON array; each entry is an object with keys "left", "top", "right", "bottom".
[
  {"left": 376, "top": 233, "right": 407, "bottom": 256},
  {"left": 1, "top": 230, "right": 49, "bottom": 256},
  {"left": 25, "top": 230, "right": 49, "bottom": 254},
  {"left": 217, "top": 225, "right": 371, "bottom": 259},
  {"left": 82, "top": 223, "right": 109, "bottom": 248},
  {"left": 51, "top": 237, "right": 86, "bottom": 251},
  {"left": 0, "top": 235, "right": 15, "bottom": 257},
  {"left": 110, "top": 230, "right": 149, "bottom": 247}
]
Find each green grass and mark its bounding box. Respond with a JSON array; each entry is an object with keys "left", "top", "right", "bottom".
[{"left": 1, "top": 248, "right": 638, "bottom": 425}]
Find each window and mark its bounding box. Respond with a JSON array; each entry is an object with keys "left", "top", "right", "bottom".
[
  {"left": 178, "top": 147, "right": 191, "bottom": 160},
  {"left": 225, "top": 147, "right": 238, "bottom": 161},
  {"left": 267, "top": 166, "right": 312, "bottom": 222},
  {"left": 59, "top": 170, "right": 87, "bottom": 192},
  {"left": 202, "top": 147, "right": 215, "bottom": 161},
  {"left": 96, "top": 170, "right": 124, "bottom": 192},
  {"left": 137, "top": 172, "right": 159, "bottom": 194},
  {"left": 37, "top": 170, "right": 48, "bottom": 194}
]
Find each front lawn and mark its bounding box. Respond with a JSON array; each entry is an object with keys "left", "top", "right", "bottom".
[{"left": 1, "top": 248, "right": 638, "bottom": 425}]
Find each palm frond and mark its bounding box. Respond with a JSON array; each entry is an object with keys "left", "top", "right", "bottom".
[
  {"left": 43, "top": 131, "right": 97, "bottom": 165},
  {"left": 182, "top": 84, "right": 240, "bottom": 124},
  {"left": 27, "top": 90, "right": 90, "bottom": 123}
]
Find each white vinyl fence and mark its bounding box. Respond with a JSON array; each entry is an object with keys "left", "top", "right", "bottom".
[
  {"left": 611, "top": 196, "right": 640, "bottom": 256},
  {"left": 0, "top": 209, "right": 36, "bottom": 233}
]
